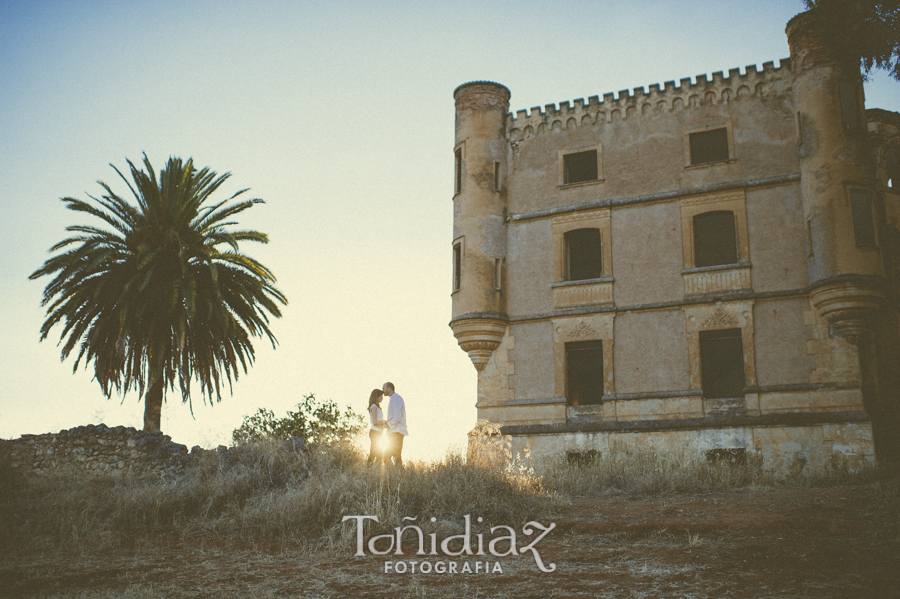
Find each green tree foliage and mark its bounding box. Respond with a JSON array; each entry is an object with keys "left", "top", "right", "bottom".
[
  {"left": 803, "top": 0, "right": 900, "bottom": 80},
  {"left": 30, "top": 155, "right": 287, "bottom": 432},
  {"left": 233, "top": 393, "right": 364, "bottom": 446}
]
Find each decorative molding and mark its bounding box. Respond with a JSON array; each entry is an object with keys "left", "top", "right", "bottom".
[
  {"left": 701, "top": 307, "right": 739, "bottom": 328},
  {"left": 807, "top": 277, "right": 886, "bottom": 336},
  {"left": 684, "top": 266, "right": 751, "bottom": 295},
  {"left": 569, "top": 320, "right": 599, "bottom": 340},
  {"left": 551, "top": 209, "right": 610, "bottom": 224},
  {"left": 454, "top": 81, "right": 510, "bottom": 113},
  {"left": 553, "top": 280, "right": 614, "bottom": 309},
  {"left": 680, "top": 190, "right": 744, "bottom": 207},
  {"left": 506, "top": 60, "right": 792, "bottom": 138},
  {"left": 449, "top": 316, "right": 508, "bottom": 371}
]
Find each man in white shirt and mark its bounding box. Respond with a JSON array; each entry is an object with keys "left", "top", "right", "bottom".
[{"left": 383, "top": 382, "right": 408, "bottom": 467}]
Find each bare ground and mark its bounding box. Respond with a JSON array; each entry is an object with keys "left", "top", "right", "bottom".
[{"left": 2, "top": 484, "right": 898, "bottom": 599}]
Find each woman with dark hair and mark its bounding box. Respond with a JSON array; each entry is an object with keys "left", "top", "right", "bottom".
[{"left": 366, "top": 389, "right": 387, "bottom": 465}]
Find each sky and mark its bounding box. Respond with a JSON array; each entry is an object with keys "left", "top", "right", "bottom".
[{"left": 1, "top": 0, "right": 898, "bottom": 462}]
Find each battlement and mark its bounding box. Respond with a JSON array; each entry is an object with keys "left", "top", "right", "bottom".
[{"left": 507, "top": 59, "right": 792, "bottom": 141}]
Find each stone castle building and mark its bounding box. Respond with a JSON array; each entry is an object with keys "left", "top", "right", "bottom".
[{"left": 450, "top": 11, "right": 900, "bottom": 475}]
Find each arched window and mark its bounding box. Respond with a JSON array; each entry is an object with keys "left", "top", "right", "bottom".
[
  {"left": 564, "top": 228, "right": 602, "bottom": 281},
  {"left": 693, "top": 211, "right": 737, "bottom": 267}
]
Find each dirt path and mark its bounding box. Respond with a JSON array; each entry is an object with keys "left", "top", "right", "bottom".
[{"left": 2, "top": 485, "right": 897, "bottom": 598}]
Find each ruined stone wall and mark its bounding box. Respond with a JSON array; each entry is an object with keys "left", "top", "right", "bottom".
[{"left": 1, "top": 424, "right": 192, "bottom": 477}]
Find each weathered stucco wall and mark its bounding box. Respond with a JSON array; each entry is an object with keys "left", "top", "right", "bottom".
[
  {"left": 506, "top": 321, "right": 555, "bottom": 401},
  {"left": 753, "top": 297, "right": 817, "bottom": 386},
  {"left": 614, "top": 309, "right": 689, "bottom": 394},
  {"left": 507, "top": 421, "right": 875, "bottom": 476},
  {"left": 506, "top": 220, "right": 553, "bottom": 316},
  {"left": 505, "top": 60, "right": 797, "bottom": 216},
  {"left": 745, "top": 185, "right": 808, "bottom": 293},
  {"left": 610, "top": 202, "right": 684, "bottom": 306}
]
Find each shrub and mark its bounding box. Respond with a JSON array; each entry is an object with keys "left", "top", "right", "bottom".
[{"left": 232, "top": 393, "right": 363, "bottom": 446}]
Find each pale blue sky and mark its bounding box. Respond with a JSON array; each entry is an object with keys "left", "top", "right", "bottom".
[{"left": 2, "top": 0, "right": 897, "bottom": 459}]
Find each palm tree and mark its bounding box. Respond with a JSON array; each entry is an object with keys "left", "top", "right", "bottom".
[{"left": 30, "top": 155, "right": 287, "bottom": 432}]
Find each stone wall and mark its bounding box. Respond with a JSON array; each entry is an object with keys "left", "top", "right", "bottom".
[{"left": 1, "top": 424, "right": 193, "bottom": 477}]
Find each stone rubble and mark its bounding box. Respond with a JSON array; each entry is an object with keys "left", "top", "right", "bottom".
[{"left": 1, "top": 424, "right": 193, "bottom": 477}]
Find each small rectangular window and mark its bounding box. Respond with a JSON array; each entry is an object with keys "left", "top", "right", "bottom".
[
  {"left": 453, "top": 243, "right": 462, "bottom": 292},
  {"left": 806, "top": 219, "right": 814, "bottom": 258},
  {"left": 494, "top": 162, "right": 500, "bottom": 191},
  {"left": 700, "top": 328, "right": 745, "bottom": 399},
  {"left": 563, "top": 150, "right": 598, "bottom": 184},
  {"left": 567, "top": 450, "right": 600, "bottom": 465},
  {"left": 851, "top": 189, "right": 876, "bottom": 247},
  {"left": 839, "top": 80, "right": 862, "bottom": 134},
  {"left": 455, "top": 148, "right": 462, "bottom": 194},
  {"left": 566, "top": 340, "right": 604, "bottom": 406},
  {"left": 705, "top": 448, "right": 747, "bottom": 465},
  {"left": 689, "top": 128, "right": 729, "bottom": 164},
  {"left": 565, "top": 228, "right": 603, "bottom": 281},
  {"left": 493, "top": 258, "right": 502, "bottom": 291}
]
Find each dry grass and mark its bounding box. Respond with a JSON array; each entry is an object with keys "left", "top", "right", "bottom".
[
  {"left": 2, "top": 438, "right": 899, "bottom": 599},
  {"left": 536, "top": 449, "right": 774, "bottom": 498},
  {"left": 535, "top": 448, "right": 900, "bottom": 499},
  {"left": 0, "top": 438, "right": 557, "bottom": 555}
]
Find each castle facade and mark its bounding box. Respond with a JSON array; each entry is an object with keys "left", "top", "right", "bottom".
[{"left": 450, "top": 11, "right": 900, "bottom": 475}]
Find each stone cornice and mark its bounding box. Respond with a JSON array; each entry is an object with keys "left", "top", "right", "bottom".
[
  {"left": 509, "top": 174, "right": 800, "bottom": 223},
  {"left": 508, "top": 288, "right": 809, "bottom": 324}
]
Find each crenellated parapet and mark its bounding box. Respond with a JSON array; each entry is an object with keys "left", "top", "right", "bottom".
[{"left": 507, "top": 59, "right": 792, "bottom": 141}]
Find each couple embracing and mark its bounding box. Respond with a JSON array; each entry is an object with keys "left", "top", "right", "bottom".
[{"left": 366, "top": 382, "right": 407, "bottom": 467}]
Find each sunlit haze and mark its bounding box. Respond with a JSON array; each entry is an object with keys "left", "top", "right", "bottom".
[{"left": 2, "top": 0, "right": 898, "bottom": 461}]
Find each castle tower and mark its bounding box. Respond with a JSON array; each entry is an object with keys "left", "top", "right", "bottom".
[
  {"left": 787, "top": 11, "right": 886, "bottom": 336},
  {"left": 449, "top": 82, "right": 509, "bottom": 370}
]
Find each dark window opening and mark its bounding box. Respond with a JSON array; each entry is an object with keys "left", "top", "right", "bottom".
[
  {"left": 705, "top": 448, "right": 747, "bottom": 465},
  {"left": 567, "top": 450, "right": 601, "bottom": 465},
  {"left": 455, "top": 148, "right": 462, "bottom": 194},
  {"left": 689, "top": 128, "right": 729, "bottom": 164},
  {"left": 700, "top": 328, "right": 745, "bottom": 399},
  {"left": 494, "top": 162, "right": 500, "bottom": 191},
  {"left": 566, "top": 340, "right": 604, "bottom": 406},
  {"left": 885, "top": 150, "right": 898, "bottom": 189},
  {"left": 887, "top": 227, "right": 900, "bottom": 302},
  {"left": 453, "top": 243, "right": 461, "bottom": 292},
  {"left": 839, "top": 80, "right": 862, "bottom": 134},
  {"left": 565, "top": 228, "right": 603, "bottom": 281},
  {"left": 850, "top": 189, "right": 876, "bottom": 247},
  {"left": 694, "top": 211, "right": 738, "bottom": 267},
  {"left": 564, "top": 150, "right": 598, "bottom": 184}
]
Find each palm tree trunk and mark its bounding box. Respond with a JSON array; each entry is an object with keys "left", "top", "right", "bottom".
[{"left": 143, "top": 375, "right": 163, "bottom": 432}]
